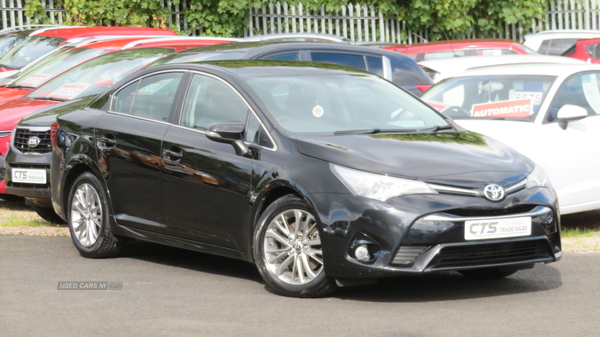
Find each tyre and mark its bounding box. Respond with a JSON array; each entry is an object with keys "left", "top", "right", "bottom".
[
  {"left": 459, "top": 267, "right": 518, "bottom": 280},
  {"left": 253, "top": 195, "right": 336, "bottom": 298},
  {"left": 67, "top": 172, "right": 124, "bottom": 258},
  {"left": 33, "top": 205, "right": 66, "bottom": 224}
]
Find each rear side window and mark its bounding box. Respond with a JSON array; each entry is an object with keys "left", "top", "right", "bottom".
[
  {"left": 366, "top": 56, "right": 383, "bottom": 77},
  {"left": 264, "top": 53, "right": 300, "bottom": 61},
  {"left": 112, "top": 72, "right": 184, "bottom": 122},
  {"left": 310, "top": 53, "right": 367, "bottom": 71},
  {"left": 389, "top": 56, "right": 431, "bottom": 87},
  {"left": 584, "top": 44, "right": 600, "bottom": 59},
  {"left": 540, "top": 39, "right": 578, "bottom": 55}
]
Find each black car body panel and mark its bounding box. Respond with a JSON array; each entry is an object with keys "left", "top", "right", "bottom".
[{"left": 50, "top": 61, "right": 560, "bottom": 289}]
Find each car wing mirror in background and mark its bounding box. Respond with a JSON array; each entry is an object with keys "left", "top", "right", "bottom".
[
  {"left": 557, "top": 104, "right": 587, "bottom": 130},
  {"left": 206, "top": 121, "right": 252, "bottom": 158}
]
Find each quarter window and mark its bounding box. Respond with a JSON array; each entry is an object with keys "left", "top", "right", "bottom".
[{"left": 180, "top": 74, "right": 249, "bottom": 130}]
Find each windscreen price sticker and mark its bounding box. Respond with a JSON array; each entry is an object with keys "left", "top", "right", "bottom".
[
  {"left": 471, "top": 99, "right": 532, "bottom": 118},
  {"left": 465, "top": 216, "right": 532, "bottom": 240},
  {"left": 49, "top": 83, "right": 91, "bottom": 100},
  {"left": 509, "top": 91, "right": 543, "bottom": 104},
  {"left": 18, "top": 74, "right": 50, "bottom": 88}
]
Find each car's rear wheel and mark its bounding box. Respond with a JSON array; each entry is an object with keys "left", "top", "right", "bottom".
[
  {"left": 253, "top": 195, "right": 336, "bottom": 298},
  {"left": 459, "top": 267, "right": 518, "bottom": 279},
  {"left": 67, "top": 172, "right": 124, "bottom": 258},
  {"left": 33, "top": 205, "right": 66, "bottom": 224}
]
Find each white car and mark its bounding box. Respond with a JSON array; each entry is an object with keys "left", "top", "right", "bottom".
[
  {"left": 523, "top": 30, "right": 600, "bottom": 55},
  {"left": 419, "top": 54, "right": 585, "bottom": 83},
  {"left": 421, "top": 63, "right": 600, "bottom": 214}
]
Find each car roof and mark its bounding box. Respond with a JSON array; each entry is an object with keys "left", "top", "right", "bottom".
[
  {"left": 148, "top": 59, "right": 372, "bottom": 78},
  {"left": 444, "top": 63, "right": 600, "bottom": 78},
  {"left": 419, "top": 54, "right": 585, "bottom": 72},
  {"left": 78, "top": 36, "right": 238, "bottom": 51},
  {"left": 391, "top": 38, "right": 522, "bottom": 49},
  {"left": 524, "top": 30, "right": 600, "bottom": 40},
  {"left": 170, "top": 41, "right": 412, "bottom": 60},
  {"left": 241, "top": 33, "right": 349, "bottom": 43},
  {"left": 33, "top": 26, "right": 177, "bottom": 39}
]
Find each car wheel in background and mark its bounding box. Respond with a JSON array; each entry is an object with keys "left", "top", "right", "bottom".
[
  {"left": 459, "top": 267, "right": 519, "bottom": 279},
  {"left": 67, "top": 172, "right": 124, "bottom": 258},
  {"left": 33, "top": 205, "right": 66, "bottom": 224},
  {"left": 253, "top": 195, "right": 336, "bottom": 298}
]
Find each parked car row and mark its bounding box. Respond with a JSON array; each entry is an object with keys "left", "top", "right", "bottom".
[{"left": 1, "top": 27, "right": 581, "bottom": 298}]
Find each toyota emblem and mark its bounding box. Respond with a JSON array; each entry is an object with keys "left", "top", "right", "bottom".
[
  {"left": 483, "top": 184, "right": 505, "bottom": 201},
  {"left": 27, "top": 136, "right": 41, "bottom": 148}
]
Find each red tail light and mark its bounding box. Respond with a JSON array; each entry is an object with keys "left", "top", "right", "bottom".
[
  {"left": 50, "top": 122, "right": 59, "bottom": 148},
  {"left": 416, "top": 84, "right": 432, "bottom": 92}
]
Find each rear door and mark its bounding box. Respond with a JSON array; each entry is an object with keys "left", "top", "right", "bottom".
[
  {"left": 160, "top": 72, "right": 255, "bottom": 250},
  {"left": 95, "top": 70, "right": 187, "bottom": 232}
]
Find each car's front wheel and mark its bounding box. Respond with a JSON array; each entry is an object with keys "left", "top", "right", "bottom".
[
  {"left": 67, "top": 172, "right": 124, "bottom": 258},
  {"left": 253, "top": 195, "right": 336, "bottom": 298}
]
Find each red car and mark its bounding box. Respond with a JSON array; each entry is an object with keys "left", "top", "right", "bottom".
[
  {"left": 0, "top": 36, "right": 239, "bottom": 107},
  {"left": 382, "top": 39, "right": 537, "bottom": 62},
  {"left": 0, "top": 38, "right": 235, "bottom": 199},
  {"left": 0, "top": 26, "right": 177, "bottom": 75},
  {"left": 563, "top": 38, "right": 600, "bottom": 63}
]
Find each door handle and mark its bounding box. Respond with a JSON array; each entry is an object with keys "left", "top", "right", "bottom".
[{"left": 163, "top": 149, "right": 182, "bottom": 163}]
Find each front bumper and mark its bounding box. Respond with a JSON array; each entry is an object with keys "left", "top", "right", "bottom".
[
  {"left": 5, "top": 149, "right": 52, "bottom": 206},
  {"left": 311, "top": 187, "right": 560, "bottom": 279}
]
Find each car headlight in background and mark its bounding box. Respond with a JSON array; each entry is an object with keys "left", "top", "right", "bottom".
[
  {"left": 330, "top": 164, "right": 438, "bottom": 202},
  {"left": 526, "top": 165, "right": 552, "bottom": 189}
]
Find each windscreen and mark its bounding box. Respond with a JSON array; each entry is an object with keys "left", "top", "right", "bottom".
[
  {"left": 0, "top": 35, "right": 26, "bottom": 56},
  {"left": 27, "top": 48, "right": 171, "bottom": 101},
  {"left": 0, "top": 36, "right": 66, "bottom": 69},
  {"left": 9, "top": 48, "right": 110, "bottom": 89},
  {"left": 245, "top": 74, "right": 449, "bottom": 133},
  {"left": 421, "top": 75, "right": 557, "bottom": 121}
]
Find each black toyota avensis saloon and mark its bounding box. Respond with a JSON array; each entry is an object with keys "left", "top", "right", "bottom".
[{"left": 50, "top": 60, "right": 561, "bottom": 298}]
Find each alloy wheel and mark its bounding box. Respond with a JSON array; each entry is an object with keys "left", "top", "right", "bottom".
[{"left": 70, "top": 183, "right": 102, "bottom": 247}]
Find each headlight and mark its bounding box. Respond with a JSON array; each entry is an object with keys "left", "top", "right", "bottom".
[
  {"left": 526, "top": 165, "right": 552, "bottom": 189},
  {"left": 330, "top": 164, "right": 438, "bottom": 201}
]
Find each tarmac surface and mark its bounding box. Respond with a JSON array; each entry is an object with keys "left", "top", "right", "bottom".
[{"left": 1, "top": 236, "right": 599, "bottom": 336}]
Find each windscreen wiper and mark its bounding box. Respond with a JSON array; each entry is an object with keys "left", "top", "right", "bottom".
[
  {"left": 30, "top": 96, "right": 65, "bottom": 102},
  {"left": 419, "top": 125, "right": 454, "bottom": 132},
  {"left": 334, "top": 128, "right": 417, "bottom": 135},
  {"left": 0, "top": 64, "right": 16, "bottom": 70},
  {"left": 6, "top": 84, "right": 34, "bottom": 90}
]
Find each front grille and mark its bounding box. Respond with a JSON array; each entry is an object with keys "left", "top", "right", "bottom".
[
  {"left": 13, "top": 128, "right": 52, "bottom": 154},
  {"left": 443, "top": 205, "right": 537, "bottom": 217},
  {"left": 391, "top": 246, "right": 430, "bottom": 265},
  {"left": 428, "top": 239, "right": 552, "bottom": 270}
]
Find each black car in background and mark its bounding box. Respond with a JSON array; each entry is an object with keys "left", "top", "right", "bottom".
[
  {"left": 148, "top": 42, "right": 433, "bottom": 96},
  {"left": 50, "top": 60, "right": 560, "bottom": 297}
]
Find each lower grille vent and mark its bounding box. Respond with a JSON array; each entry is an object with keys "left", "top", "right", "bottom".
[
  {"left": 429, "top": 239, "right": 552, "bottom": 270},
  {"left": 391, "top": 246, "right": 430, "bottom": 265}
]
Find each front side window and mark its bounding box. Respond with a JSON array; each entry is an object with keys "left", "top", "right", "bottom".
[
  {"left": 547, "top": 72, "right": 600, "bottom": 123},
  {"left": 27, "top": 48, "right": 171, "bottom": 101},
  {"left": 245, "top": 74, "right": 448, "bottom": 133},
  {"left": 421, "top": 75, "right": 556, "bottom": 121},
  {"left": 180, "top": 74, "right": 248, "bottom": 130},
  {"left": 264, "top": 53, "right": 300, "bottom": 61}
]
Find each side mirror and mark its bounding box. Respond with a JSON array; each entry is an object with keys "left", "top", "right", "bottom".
[
  {"left": 557, "top": 104, "right": 587, "bottom": 130},
  {"left": 206, "top": 122, "right": 252, "bottom": 157}
]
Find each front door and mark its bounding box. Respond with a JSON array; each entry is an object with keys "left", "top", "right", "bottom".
[{"left": 161, "top": 73, "right": 254, "bottom": 250}]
